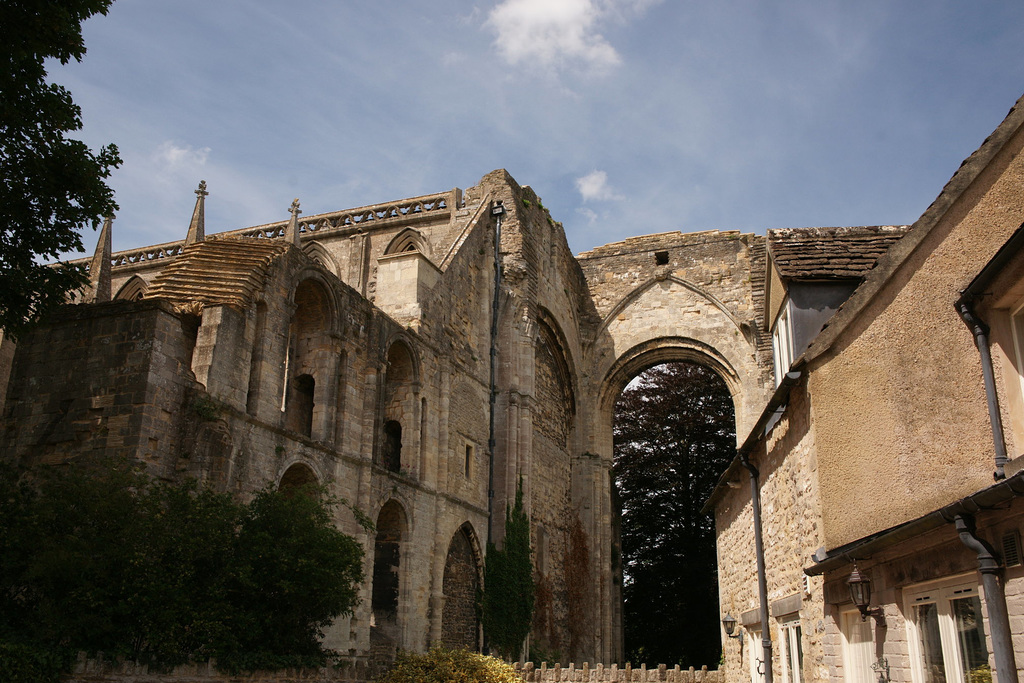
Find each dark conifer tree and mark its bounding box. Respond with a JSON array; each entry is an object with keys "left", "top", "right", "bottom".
[{"left": 613, "top": 362, "right": 735, "bottom": 667}]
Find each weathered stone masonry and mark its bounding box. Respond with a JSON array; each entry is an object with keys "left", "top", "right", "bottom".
[{"left": 0, "top": 169, "right": 773, "bottom": 664}]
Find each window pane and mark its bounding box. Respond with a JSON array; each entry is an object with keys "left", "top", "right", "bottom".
[
  {"left": 915, "top": 602, "right": 947, "bottom": 683},
  {"left": 789, "top": 624, "right": 803, "bottom": 683},
  {"left": 951, "top": 595, "right": 990, "bottom": 683},
  {"left": 842, "top": 611, "right": 874, "bottom": 683}
]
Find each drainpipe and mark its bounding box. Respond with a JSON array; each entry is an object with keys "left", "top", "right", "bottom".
[
  {"left": 487, "top": 200, "right": 505, "bottom": 546},
  {"left": 954, "top": 514, "right": 1018, "bottom": 683},
  {"left": 955, "top": 295, "right": 1009, "bottom": 480},
  {"left": 739, "top": 452, "right": 773, "bottom": 683}
]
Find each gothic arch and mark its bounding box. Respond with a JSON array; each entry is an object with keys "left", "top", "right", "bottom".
[
  {"left": 114, "top": 275, "right": 148, "bottom": 301},
  {"left": 380, "top": 338, "right": 420, "bottom": 473},
  {"left": 371, "top": 499, "right": 409, "bottom": 647},
  {"left": 302, "top": 240, "right": 340, "bottom": 278},
  {"left": 596, "top": 273, "right": 745, "bottom": 337},
  {"left": 284, "top": 277, "right": 337, "bottom": 439},
  {"left": 441, "top": 522, "right": 483, "bottom": 650},
  {"left": 384, "top": 228, "right": 429, "bottom": 258}
]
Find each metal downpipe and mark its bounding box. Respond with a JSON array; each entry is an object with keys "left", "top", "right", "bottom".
[
  {"left": 486, "top": 200, "right": 504, "bottom": 546},
  {"left": 740, "top": 452, "right": 773, "bottom": 683},
  {"left": 955, "top": 297, "right": 1009, "bottom": 479},
  {"left": 954, "top": 514, "right": 1018, "bottom": 683}
]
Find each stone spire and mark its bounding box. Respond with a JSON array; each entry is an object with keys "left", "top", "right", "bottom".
[
  {"left": 185, "top": 180, "right": 208, "bottom": 246},
  {"left": 284, "top": 198, "right": 302, "bottom": 246},
  {"left": 86, "top": 215, "right": 113, "bottom": 303}
]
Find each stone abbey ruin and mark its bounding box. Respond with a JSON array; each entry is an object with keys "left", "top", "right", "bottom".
[
  {"left": 8, "top": 91, "right": 1024, "bottom": 682},
  {"left": 0, "top": 168, "right": 776, "bottom": 664}
]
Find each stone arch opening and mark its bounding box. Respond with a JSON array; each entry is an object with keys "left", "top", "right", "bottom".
[
  {"left": 381, "top": 339, "right": 417, "bottom": 473},
  {"left": 608, "top": 356, "right": 736, "bottom": 667},
  {"left": 371, "top": 500, "right": 407, "bottom": 646},
  {"left": 279, "top": 461, "right": 319, "bottom": 495},
  {"left": 441, "top": 523, "right": 482, "bottom": 650},
  {"left": 285, "top": 278, "right": 334, "bottom": 439}
]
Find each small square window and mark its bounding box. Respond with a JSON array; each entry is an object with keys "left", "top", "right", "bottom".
[{"left": 654, "top": 250, "right": 669, "bottom": 265}]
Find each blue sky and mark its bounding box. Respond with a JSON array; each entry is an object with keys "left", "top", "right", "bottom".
[{"left": 53, "top": 0, "right": 1024, "bottom": 255}]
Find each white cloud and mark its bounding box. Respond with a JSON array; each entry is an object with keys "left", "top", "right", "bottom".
[
  {"left": 576, "top": 170, "right": 623, "bottom": 202},
  {"left": 576, "top": 206, "right": 598, "bottom": 224},
  {"left": 486, "top": 0, "right": 655, "bottom": 71},
  {"left": 153, "top": 141, "right": 210, "bottom": 170}
]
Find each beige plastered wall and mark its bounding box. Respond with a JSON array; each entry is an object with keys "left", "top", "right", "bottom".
[{"left": 809, "top": 121, "right": 1024, "bottom": 550}]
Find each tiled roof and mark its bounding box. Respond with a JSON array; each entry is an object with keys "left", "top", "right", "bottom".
[
  {"left": 145, "top": 238, "right": 290, "bottom": 309},
  {"left": 768, "top": 225, "right": 910, "bottom": 279}
]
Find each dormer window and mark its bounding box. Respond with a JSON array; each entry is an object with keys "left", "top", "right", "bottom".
[{"left": 772, "top": 299, "right": 794, "bottom": 387}]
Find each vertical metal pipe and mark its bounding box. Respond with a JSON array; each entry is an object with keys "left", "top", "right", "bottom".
[
  {"left": 955, "top": 298, "right": 1008, "bottom": 479},
  {"left": 955, "top": 514, "right": 1018, "bottom": 683},
  {"left": 740, "top": 453, "right": 773, "bottom": 683},
  {"left": 487, "top": 200, "right": 504, "bottom": 546}
]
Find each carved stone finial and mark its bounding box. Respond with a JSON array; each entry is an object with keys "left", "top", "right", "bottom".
[
  {"left": 185, "top": 180, "right": 207, "bottom": 247},
  {"left": 86, "top": 215, "right": 113, "bottom": 303},
  {"left": 284, "top": 198, "right": 302, "bottom": 246}
]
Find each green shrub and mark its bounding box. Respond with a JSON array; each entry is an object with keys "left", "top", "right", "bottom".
[
  {"left": 0, "top": 460, "right": 364, "bottom": 672},
  {"left": 0, "top": 643, "right": 68, "bottom": 683},
  {"left": 376, "top": 647, "right": 521, "bottom": 683}
]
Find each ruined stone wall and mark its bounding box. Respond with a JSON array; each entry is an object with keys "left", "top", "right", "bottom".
[
  {"left": 1, "top": 299, "right": 198, "bottom": 478},
  {"left": 0, "top": 168, "right": 784, "bottom": 666}
]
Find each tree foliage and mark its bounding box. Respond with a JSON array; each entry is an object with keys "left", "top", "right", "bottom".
[
  {"left": 0, "top": 0, "right": 121, "bottom": 339},
  {"left": 613, "top": 362, "right": 735, "bottom": 667},
  {"left": 0, "top": 460, "right": 364, "bottom": 672},
  {"left": 481, "top": 480, "right": 535, "bottom": 660}
]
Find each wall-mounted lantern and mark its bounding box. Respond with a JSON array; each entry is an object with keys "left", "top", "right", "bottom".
[
  {"left": 722, "top": 614, "right": 744, "bottom": 644},
  {"left": 847, "top": 563, "right": 885, "bottom": 625}
]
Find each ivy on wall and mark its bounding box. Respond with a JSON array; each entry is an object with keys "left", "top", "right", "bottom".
[{"left": 481, "top": 480, "right": 535, "bottom": 660}]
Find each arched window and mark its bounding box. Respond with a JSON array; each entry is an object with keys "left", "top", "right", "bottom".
[
  {"left": 383, "top": 420, "right": 402, "bottom": 472},
  {"left": 283, "top": 279, "right": 332, "bottom": 438},
  {"left": 383, "top": 228, "right": 427, "bottom": 257},
  {"left": 442, "top": 524, "right": 482, "bottom": 650},
  {"left": 279, "top": 462, "right": 318, "bottom": 495},
  {"left": 285, "top": 374, "right": 315, "bottom": 437},
  {"left": 371, "top": 500, "right": 407, "bottom": 645},
  {"left": 381, "top": 339, "right": 416, "bottom": 473},
  {"left": 114, "top": 275, "right": 148, "bottom": 301}
]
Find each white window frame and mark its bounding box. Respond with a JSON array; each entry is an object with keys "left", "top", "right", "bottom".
[
  {"left": 779, "top": 617, "right": 803, "bottom": 683},
  {"left": 748, "top": 627, "right": 766, "bottom": 683},
  {"left": 772, "top": 299, "right": 794, "bottom": 387},
  {"left": 1010, "top": 300, "right": 1024, "bottom": 400},
  {"left": 903, "top": 575, "right": 990, "bottom": 683},
  {"left": 840, "top": 608, "right": 875, "bottom": 683}
]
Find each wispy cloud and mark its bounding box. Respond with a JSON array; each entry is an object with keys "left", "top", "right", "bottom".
[
  {"left": 153, "top": 141, "right": 210, "bottom": 171},
  {"left": 486, "top": 0, "right": 657, "bottom": 72},
  {"left": 576, "top": 170, "right": 623, "bottom": 202}
]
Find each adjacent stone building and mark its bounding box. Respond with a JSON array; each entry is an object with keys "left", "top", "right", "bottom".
[
  {"left": 0, "top": 169, "right": 773, "bottom": 664},
  {"left": 708, "top": 93, "right": 1024, "bottom": 683}
]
